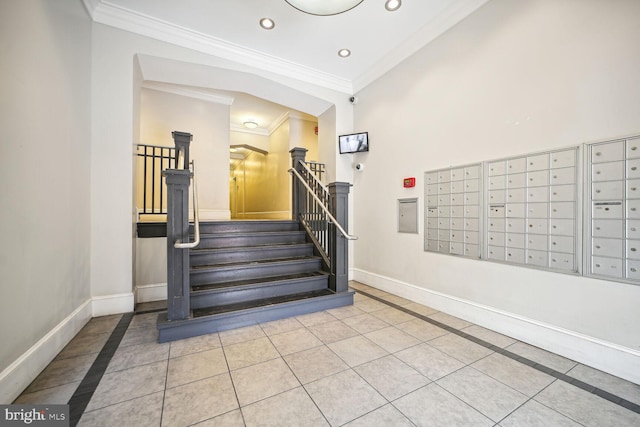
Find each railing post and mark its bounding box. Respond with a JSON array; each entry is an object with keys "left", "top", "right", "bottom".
[
  {"left": 290, "top": 147, "right": 308, "bottom": 220},
  {"left": 172, "top": 131, "right": 192, "bottom": 168},
  {"left": 163, "top": 169, "right": 191, "bottom": 320},
  {"left": 328, "top": 182, "right": 351, "bottom": 294}
]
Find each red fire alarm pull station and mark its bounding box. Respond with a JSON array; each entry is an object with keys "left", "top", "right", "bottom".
[{"left": 403, "top": 177, "right": 416, "bottom": 188}]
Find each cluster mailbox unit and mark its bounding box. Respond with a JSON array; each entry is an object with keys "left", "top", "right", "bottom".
[{"left": 424, "top": 134, "right": 640, "bottom": 286}]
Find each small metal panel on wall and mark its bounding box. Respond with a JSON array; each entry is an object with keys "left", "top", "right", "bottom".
[{"left": 398, "top": 198, "right": 419, "bottom": 234}]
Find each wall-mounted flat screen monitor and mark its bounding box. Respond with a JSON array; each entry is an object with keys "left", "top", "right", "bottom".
[{"left": 339, "top": 132, "right": 369, "bottom": 154}]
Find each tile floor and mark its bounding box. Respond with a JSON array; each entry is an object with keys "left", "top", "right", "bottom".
[{"left": 14, "top": 281, "right": 640, "bottom": 427}]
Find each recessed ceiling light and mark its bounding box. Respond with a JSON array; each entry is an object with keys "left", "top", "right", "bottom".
[
  {"left": 338, "top": 49, "right": 351, "bottom": 58},
  {"left": 385, "top": 0, "right": 402, "bottom": 11},
  {"left": 243, "top": 121, "right": 259, "bottom": 129},
  {"left": 259, "top": 18, "right": 275, "bottom": 30}
]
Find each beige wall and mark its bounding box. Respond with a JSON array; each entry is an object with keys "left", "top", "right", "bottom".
[
  {"left": 139, "top": 88, "right": 231, "bottom": 220},
  {"left": 0, "top": 0, "right": 92, "bottom": 396},
  {"left": 352, "top": 0, "right": 640, "bottom": 382}
]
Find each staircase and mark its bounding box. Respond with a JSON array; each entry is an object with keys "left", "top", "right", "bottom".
[{"left": 157, "top": 220, "right": 354, "bottom": 342}]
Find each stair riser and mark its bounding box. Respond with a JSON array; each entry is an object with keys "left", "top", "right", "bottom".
[
  {"left": 190, "top": 245, "right": 313, "bottom": 267},
  {"left": 191, "top": 276, "right": 328, "bottom": 309},
  {"left": 194, "top": 221, "right": 299, "bottom": 234},
  {"left": 158, "top": 292, "right": 354, "bottom": 343},
  {"left": 190, "top": 259, "right": 322, "bottom": 286},
  {"left": 197, "top": 233, "right": 306, "bottom": 249}
]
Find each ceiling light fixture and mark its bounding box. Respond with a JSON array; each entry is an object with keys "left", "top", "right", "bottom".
[
  {"left": 243, "top": 121, "right": 259, "bottom": 129},
  {"left": 385, "top": 0, "right": 402, "bottom": 11},
  {"left": 338, "top": 49, "right": 351, "bottom": 58},
  {"left": 259, "top": 18, "right": 275, "bottom": 30},
  {"left": 285, "top": 0, "right": 364, "bottom": 16}
]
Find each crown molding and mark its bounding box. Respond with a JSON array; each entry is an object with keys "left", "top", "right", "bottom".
[
  {"left": 269, "top": 112, "right": 291, "bottom": 135},
  {"left": 92, "top": 1, "right": 353, "bottom": 94},
  {"left": 352, "top": 0, "right": 490, "bottom": 92},
  {"left": 141, "top": 81, "right": 234, "bottom": 105},
  {"left": 230, "top": 124, "right": 270, "bottom": 136}
]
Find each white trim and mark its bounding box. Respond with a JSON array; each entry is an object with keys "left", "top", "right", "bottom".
[
  {"left": 91, "top": 293, "right": 134, "bottom": 317},
  {"left": 0, "top": 300, "right": 92, "bottom": 404},
  {"left": 92, "top": 1, "right": 352, "bottom": 93},
  {"left": 136, "top": 283, "right": 167, "bottom": 303},
  {"left": 142, "top": 81, "right": 234, "bottom": 105},
  {"left": 268, "top": 112, "right": 291, "bottom": 135},
  {"left": 229, "top": 125, "right": 270, "bottom": 136},
  {"left": 352, "top": 268, "right": 640, "bottom": 384}
]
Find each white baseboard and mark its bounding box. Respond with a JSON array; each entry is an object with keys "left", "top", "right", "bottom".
[
  {"left": 135, "top": 283, "right": 166, "bottom": 303},
  {"left": 352, "top": 268, "right": 640, "bottom": 385},
  {"left": 192, "top": 209, "right": 230, "bottom": 221},
  {"left": 91, "top": 293, "right": 134, "bottom": 317},
  {"left": 0, "top": 299, "right": 92, "bottom": 404}
]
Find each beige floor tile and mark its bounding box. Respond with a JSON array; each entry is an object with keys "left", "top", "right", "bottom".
[
  {"left": 343, "top": 404, "right": 414, "bottom": 427},
  {"left": 394, "top": 383, "right": 494, "bottom": 427},
  {"left": 284, "top": 345, "right": 349, "bottom": 384},
  {"left": 296, "top": 311, "right": 337, "bottom": 327},
  {"left": 348, "top": 281, "right": 375, "bottom": 292},
  {"left": 305, "top": 369, "right": 386, "bottom": 426},
  {"left": 167, "top": 348, "right": 228, "bottom": 388},
  {"left": 308, "top": 320, "right": 359, "bottom": 344},
  {"left": 86, "top": 360, "right": 167, "bottom": 411},
  {"left": 429, "top": 333, "right": 493, "bottom": 364},
  {"left": 242, "top": 387, "right": 329, "bottom": 427},
  {"left": 402, "top": 302, "right": 439, "bottom": 317},
  {"left": 192, "top": 410, "right": 244, "bottom": 426},
  {"left": 364, "top": 326, "right": 421, "bottom": 353},
  {"left": 534, "top": 380, "right": 640, "bottom": 427},
  {"left": 219, "top": 324, "right": 265, "bottom": 346},
  {"left": 119, "top": 325, "right": 158, "bottom": 348},
  {"left": 14, "top": 381, "right": 79, "bottom": 404},
  {"left": 224, "top": 337, "right": 279, "bottom": 370},
  {"left": 269, "top": 327, "right": 323, "bottom": 356},
  {"left": 328, "top": 335, "right": 388, "bottom": 367},
  {"left": 25, "top": 353, "right": 97, "bottom": 394},
  {"left": 395, "top": 343, "right": 464, "bottom": 381},
  {"left": 78, "top": 391, "right": 163, "bottom": 427},
  {"left": 260, "top": 317, "right": 304, "bottom": 336},
  {"left": 128, "top": 312, "right": 158, "bottom": 329},
  {"left": 231, "top": 358, "right": 300, "bottom": 406},
  {"left": 327, "top": 304, "right": 365, "bottom": 319},
  {"left": 162, "top": 373, "right": 239, "bottom": 427},
  {"left": 354, "top": 355, "right": 430, "bottom": 400},
  {"left": 567, "top": 364, "right": 640, "bottom": 406},
  {"left": 56, "top": 332, "right": 110, "bottom": 360},
  {"left": 471, "top": 353, "right": 554, "bottom": 397},
  {"left": 506, "top": 342, "right": 577, "bottom": 373},
  {"left": 436, "top": 366, "right": 528, "bottom": 422},
  {"left": 462, "top": 325, "right": 517, "bottom": 348},
  {"left": 379, "top": 294, "right": 413, "bottom": 306},
  {"left": 428, "top": 312, "right": 472, "bottom": 329},
  {"left": 169, "top": 332, "right": 221, "bottom": 358},
  {"left": 77, "top": 315, "right": 122, "bottom": 337},
  {"left": 500, "top": 399, "right": 582, "bottom": 427},
  {"left": 370, "top": 307, "right": 415, "bottom": 324},
  {"left": 395, "top": 318, "right": 448, "bottom": 342},
  {"left": 353, "top": 298, "right": 389, "bottom": 313},
  {"left": 343, "top": 313, "right": 390, "bottom": 334},
  {"left": 106, "top": 341, "right": 170, "bottom": 373}
]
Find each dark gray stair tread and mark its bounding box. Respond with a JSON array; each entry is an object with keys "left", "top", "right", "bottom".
[
  {"left": 199, "top": 231, "right": 305, "bottom": 238},
  {"left": 191, "top": 271, "right": 328, "bottom": 292},
  {"left": 190, "top": 256, "right": 320, "bottom": 271},
  {"left": 191, "top": 242, "right": 312, "bottom": 254},
  {"left": 193, "top": 289, "right": 334, "bottom": 317}
]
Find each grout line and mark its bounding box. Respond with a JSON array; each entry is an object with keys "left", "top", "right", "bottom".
[
  {"left": 67, "top": 313, "right": 134, "bottom": 426},
  {"left": 353, "top": 289, "right": 640, "bottom": 415}
]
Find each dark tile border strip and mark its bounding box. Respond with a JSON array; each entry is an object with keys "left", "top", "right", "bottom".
[
  {"left": 67, "top": 313, "right": 134, "bottom": 426},
  {"left": 354, "top": 289, "right": 640, "bottom": 415}
]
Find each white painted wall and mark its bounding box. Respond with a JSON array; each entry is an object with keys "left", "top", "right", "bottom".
[
  {"left": 352, "top": 0, "right": 640, "bottom": 381},
  {"left": 0, "top": 0, "right": 92, "bottom": 396}
]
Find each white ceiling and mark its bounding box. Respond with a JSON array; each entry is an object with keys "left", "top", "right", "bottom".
[{"left": 85, "top": 0, "right": 489, "bottom": 133}]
